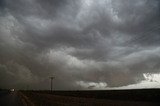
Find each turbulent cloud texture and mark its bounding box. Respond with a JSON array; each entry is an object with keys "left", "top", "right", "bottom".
[{"left": 0, "top": 0, "right": 160, "bottom": 90}]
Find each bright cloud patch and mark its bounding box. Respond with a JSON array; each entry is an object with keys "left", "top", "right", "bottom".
[{"left": 77, "top": 81, "right": 107, "bottom": 89}]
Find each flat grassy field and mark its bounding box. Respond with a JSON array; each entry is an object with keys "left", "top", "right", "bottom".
[{"left": 20, "top": 89, "right": 160, "bottom": 106}]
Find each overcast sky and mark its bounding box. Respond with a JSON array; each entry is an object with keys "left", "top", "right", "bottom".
[{"left": 0, "top": 0, "right": 160, "bottom": 90}]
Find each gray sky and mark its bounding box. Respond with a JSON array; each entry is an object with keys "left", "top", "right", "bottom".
[{"left": 0, "top": 0, "right": 160, "bottom": 90}]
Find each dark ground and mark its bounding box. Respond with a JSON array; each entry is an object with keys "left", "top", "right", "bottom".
[
  {"left": 0, "top": 89, "right": 160, "bottom": 106},
  {"left": 29, "top": 89, "right": 160, "bottom": 102},
  {"left": 22, "top": 92, "right": 160, "bottom": 106},
  {"left": 21, "top": 89, "right": 160, "bottom": 106},
  {"left": 0, "top": 90, "right": 23, "bottom": 106}
]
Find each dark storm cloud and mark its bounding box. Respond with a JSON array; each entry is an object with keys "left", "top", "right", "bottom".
[
  {"left": 114, "top": 0, "right": 160, "bottom": 46},
  {"left": 0, "top": 0, "right": 5, "bottom": 9},
  {"left": 0, "top": 0, "right": 160, "bottom": 89}
]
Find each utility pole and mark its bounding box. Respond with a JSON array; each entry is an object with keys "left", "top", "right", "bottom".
[{"left": 50, "top": 76, "right": 54, "bottom": 91}]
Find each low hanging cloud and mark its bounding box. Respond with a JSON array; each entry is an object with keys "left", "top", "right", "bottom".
[{"left": 0, "top": 0, "right": 160, "bottom": 90}]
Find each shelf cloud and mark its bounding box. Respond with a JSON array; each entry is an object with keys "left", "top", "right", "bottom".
[{"left": 0, "top": 0, "right": 160, "bottom": 90}]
